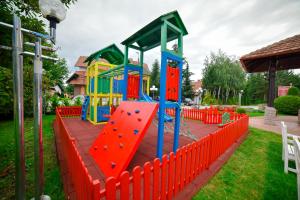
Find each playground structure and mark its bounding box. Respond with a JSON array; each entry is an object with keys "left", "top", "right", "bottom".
[
  {"left": 81, "top": 11, "right": 188, "bottom": 171},
  {"left": 82, "top": 44, "right": 151, "bottom": 124},
  {"left": 52, "top": 10, "right": 250, "bottom": 200}
]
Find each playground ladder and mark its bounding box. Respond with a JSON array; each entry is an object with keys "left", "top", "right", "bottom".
[{"left": 81, "top": 96, "right": 90, "bottom": 120}]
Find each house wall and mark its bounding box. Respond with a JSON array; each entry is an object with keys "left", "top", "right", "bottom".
[{"left": 74, "top": 85, "right": 85, "bottom": 96}]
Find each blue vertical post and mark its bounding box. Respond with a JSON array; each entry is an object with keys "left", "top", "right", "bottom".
[
  {"left": 139, "top": 67, "right": 143, "bottom": 99},
  {"left": 173, "top": 59, "right": 183, "bottom": 152},
  {"left": 122, "top": 66, "right": 128, "bottom": 100},
  {"left": 157, "top": 52, "right": 167, "bottom": 159}
]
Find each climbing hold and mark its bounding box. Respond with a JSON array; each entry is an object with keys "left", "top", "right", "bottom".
[
  {"left": 113, "top": 128, "right": 117, "bottom": 131},
  {"left": 103, "top": 145, "right": 108, "bottom": 150},
  {"left": 134, "top": 129, "right": 139, "bottom": 135},
  {"left": 119, "top": 143, "right": 124, "bottom": 149},
  {"left": 110, "top": 121, "right": 115, "bottom": 124},
  {"left": 127, "top": 112, "right": 131, "bottom": 116},
  {"left": 118, "top": 133, "right": 122, "bottom": 138},
  {"left": 135, "top": 109, "right": 140, "bottom": 114},
  {"left": 137, "top": 118, "right": 142, "bottom": 122},
  {"left": 111, "top": 162, "right": 116, "bottom": 169},
  {"left": 94, "top": 146, "right": 98, "bottom": 150}
]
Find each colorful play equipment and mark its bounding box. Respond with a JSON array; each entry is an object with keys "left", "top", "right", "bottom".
[
  {"left": 81, "top": 44, "right": 151, "bottom": 124},
  {"left": 87, "top": 11, "right": 188, "bottom": 177}
]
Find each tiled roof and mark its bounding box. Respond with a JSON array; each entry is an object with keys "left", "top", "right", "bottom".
[
  {"left": 74, "top": 56, "right": 88, "bottom": 68},
  {"left": 240, "top": 34, "right": 300, "bottom": 60},
  {"left": 240, "top": 34, "right": 300, "bottom": 72},
  {"left": 66, "top": 71, "right": 86, "bottom": 85}
]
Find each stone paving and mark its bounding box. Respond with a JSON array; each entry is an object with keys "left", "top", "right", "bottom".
[{"left": 249, "top": 115, "right": 300, "bottom": 135}]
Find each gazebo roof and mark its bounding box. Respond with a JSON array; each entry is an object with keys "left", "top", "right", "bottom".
[
  {"left": 84, "top": 44, "right": 124, "bottom": 65},
  {"left": 121, "top": 10, "right": 188, "bottom": 51},
  {"left": 240, "top": 34, "right": 300, "bottom": 73}
]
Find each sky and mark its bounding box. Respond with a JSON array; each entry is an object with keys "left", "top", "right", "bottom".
[{"left": 56, "top": 0, "right": 300, "bottom": 80}]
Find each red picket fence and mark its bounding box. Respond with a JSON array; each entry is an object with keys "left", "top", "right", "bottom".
[
  {"left": 55, "top": 108, "right": 101, "bottom": 199},
  {"left": 55, "top": 106, "right": 249, "bottom": 200},
  {"left": 166, "top": 107, "right": 242, "bottom": 124},
  {"left": 56, "top": 106, "right": 82, "bottom": 117}
]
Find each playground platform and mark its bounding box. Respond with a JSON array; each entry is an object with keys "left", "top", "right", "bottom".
[{"left": 54, "top": 117, "right": 219, "bottom": 186}]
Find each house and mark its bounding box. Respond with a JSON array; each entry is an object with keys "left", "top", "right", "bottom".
[{"left": 192, "top": 79, "right": 203, "bottom": 105}]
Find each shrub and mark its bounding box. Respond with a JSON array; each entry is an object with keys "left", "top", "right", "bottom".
[
  {"left": 274, "top": 95, "right": 300, "bottom": 115},
  {"left": 236, "top": 108, "right": 246, "bottom": 114},
  {"left": 287, "top": 86, "right": 300, "bottom": 96},
  {"left": 74, "top": 97, "right": 83, "bottom": 106},
  {"left": 202, "top": 91, "right": 218, "bottom": 105}
]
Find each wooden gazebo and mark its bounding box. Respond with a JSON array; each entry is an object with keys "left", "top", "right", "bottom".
[{"left": 240, "top": 34, "right": 300, "bottom": 107}]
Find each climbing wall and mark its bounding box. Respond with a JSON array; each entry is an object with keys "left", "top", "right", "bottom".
[{"left": 89, "top": 101, "right": 158, "bottom": 177}]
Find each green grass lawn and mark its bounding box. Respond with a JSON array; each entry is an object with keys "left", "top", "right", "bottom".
[
  {"left": 194, "top": 127, "right": 297, "bottom": 200},
  {"left": 246, "top": 111, "right": 265, "bottom": 117},
  {"left": 0, "top": 115, "right": 64, "bottom": 200}
]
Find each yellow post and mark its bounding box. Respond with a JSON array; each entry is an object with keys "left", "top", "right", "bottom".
[
  {"left": 93, "top": 64, "right": 98, "bottom": 124},
  {"left": 147, "top": 76, "right": 150, "bottom": 95},
  {"left": 109, "top": 77, "right": 113, "bottom": 107}
]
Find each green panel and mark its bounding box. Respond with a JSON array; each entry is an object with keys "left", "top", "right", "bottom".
[
  {"left": 121, "top": 10, "right": 188, "bottom": 51},
  {"left": 84, "top": 44, "right": 124, "bottom": 65},
  {"left": 98, "top": 77, "right": 110, "bottom": 94},
  {"left": 91, "top": 106, "right": 94, "bottom": 121}
]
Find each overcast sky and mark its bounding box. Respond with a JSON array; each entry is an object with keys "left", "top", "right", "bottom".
[{"left": 56, "top": 0, "right": 300, "bottom": 80}]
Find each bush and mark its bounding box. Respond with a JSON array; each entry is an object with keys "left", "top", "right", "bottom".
[
  {"left": 236, "top": 108, "right": 246, "bottom": 114},
  {"left": 287, "top": 86, "right": 300, "bottom": 96},
  {"left": 274, "top": 95, "right": 300, "bottom": 115},
  {"left": 74, "top": 97, "right": 83, "bottom": 106},
  {"left": 202, "top": 91, "right": 218, "bottom": 105}
]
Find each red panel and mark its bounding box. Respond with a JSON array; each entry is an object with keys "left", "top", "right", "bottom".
[
  {"left": 89, "top": 101, "right": 158, "bottom": 177},
  {"left": 166, "top": 66, "right": 179, "bottom": 101},
  {"left": 127, "top": 75, "right": 140, "bottom": 99}
]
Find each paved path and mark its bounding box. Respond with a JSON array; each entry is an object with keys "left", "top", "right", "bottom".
[{"left": 249, "top": 115, "right": 300, "bottom": 135}]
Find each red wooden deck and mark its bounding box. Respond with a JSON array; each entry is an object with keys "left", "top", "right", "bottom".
[{"left": 59, "top": 117, "right": 218, "bottom": 186}]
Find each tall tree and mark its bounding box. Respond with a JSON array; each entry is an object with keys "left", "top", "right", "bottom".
[
  {"left": 0, "top": 0, "right": 76, "bottom": 117},
  {"left": 182, "top": 57, "right": 194, "bottom": 99},
  {"left": 150, "top": 59, "right": 160, "bottom": 91},
  {"left": 202, "top": 50, "right": 246, "bottom": 104}
]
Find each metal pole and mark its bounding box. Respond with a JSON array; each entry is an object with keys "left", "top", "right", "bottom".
[
  {"left": 33, "top": 38, "right": 44, "bottom": 199},
  {"left": 12, "top": 14, "right": 25, "bottom": 200}
]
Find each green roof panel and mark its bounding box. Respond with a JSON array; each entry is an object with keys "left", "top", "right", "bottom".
[
  {"left": 121, "top": 10, "right": 188, "bottom": 51},
  {"left": 84, "top": 44, "right": 124, "bottom": 65}
]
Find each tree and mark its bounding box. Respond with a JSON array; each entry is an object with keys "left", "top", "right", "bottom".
[
  {"left": 243, "top": 73, "right": 267, "bottom": 105},
  {"left": 0, "top": 0, "right": 75, "bottom": 117},
  {"left": 150, "top": 59, "right": 160, "bottom": 91},
  {"left": 202, "top": 50, "right": 246, "bottom": 104},
  {"left": 182, "top": 57, "right": 194, "bottom": 99}
]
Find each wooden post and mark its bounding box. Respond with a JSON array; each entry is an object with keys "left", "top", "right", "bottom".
[{"left": 267, "top": 59, "right": 276, "bottom": 107}]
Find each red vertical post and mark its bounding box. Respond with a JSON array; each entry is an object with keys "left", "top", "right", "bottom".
[
  {"left": 105, "top": 177, "right": 116, "bottom": 200},
  {"left": 133, "top": 166, "right": 141, "bottom": 200},
  {"left": 153, "top": 158, "right": 160, "bottom": 200},
  {"left": 143, "top": 162, "right": 151, "bottom": 200},
  {"left": 120, "top": 171, "right": 130, "bottom": 200},
  {"left": 161, "top": 155, "right": 168, "bottom": 200},
  {"left": 167, "top": 153, "right": 175, "bottom": 200},
  {"left": 174, "top": 149, "right": 181, "bottom": 195}
]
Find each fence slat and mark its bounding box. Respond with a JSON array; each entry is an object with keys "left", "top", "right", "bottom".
[
  {"left": 174, "top": 149, "right": 181, "bottom": 195},
  {"left": 167, "top": 153, "right": 175, "bottom": 200},
  {"left": 133, "top": 166, "right": 142, "bottom": 200},
  {"left": 120, "top": 171, "right": 130, "bottom": 200},
  {"left": 153, "top": 158, "right": 160, "bottom": 200},
  {"left": 161, "top": 155, "right": 168, "bottom": 200},
  {"left": 105, "top": 177, "right": 117, "bottom": 200},
  {"left": 143, "top": 162, "right": 151, "bottom": 200}
]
